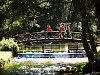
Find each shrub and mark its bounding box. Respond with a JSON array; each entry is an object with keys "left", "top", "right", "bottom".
[
  {"left": 74, "top": 62, "right": 87, "bottom": 72},
  {"left": 95, "top": 50, "right": 100, "bottom": 60},
  {"left": 0, "top": 59, "right": 5, "bottom": 68},
  {"left": 0, "top": 38, "right": 19, "bottom": 56}
]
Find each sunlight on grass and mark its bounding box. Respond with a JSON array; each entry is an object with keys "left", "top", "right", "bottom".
[
  {"left": 97, "top": 46, "right": 100, "bottom": 52},
  {"left": 0, "top": 51, "right": 12, "bottom": 61}
]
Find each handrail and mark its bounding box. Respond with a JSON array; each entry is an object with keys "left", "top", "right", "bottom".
[
  {"left": 14, "top": 31, "right": 81, "bottom": 35},
  {"left": 12, "top": 31, "right": 82, "bottom": 43}
]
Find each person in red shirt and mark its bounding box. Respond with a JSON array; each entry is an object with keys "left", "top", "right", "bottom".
[{"left": 47, "top": 25, "right": 52, "bottom": 38}]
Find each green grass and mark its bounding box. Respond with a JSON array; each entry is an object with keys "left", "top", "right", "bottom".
[{"left": 0, "top": 51, "right": 12, "bottom": 61}]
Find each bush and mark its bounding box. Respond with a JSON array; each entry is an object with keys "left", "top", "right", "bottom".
[
  {"left": 0, "top": 38, "right": 19, "bottom": 56},
  {"left": 0, "top": 59, "right": 5, "bottom": 68},
  {"left": 74, "top": 62, "right": 87, "bottom": 72},
  {"left": 95, "top": 50, "right": 100, "bottom": 60}
]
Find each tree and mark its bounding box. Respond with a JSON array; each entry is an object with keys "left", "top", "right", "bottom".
[
  {"left": 93, "top": 0, "right": 100, "bottom": 33},
  {"left": 0, "top": 0, "right": 66, "bottom": 38},
  {"left": 0, "top": 0, "right": 7, "bottom": 39},
  {"left": 72, "top": 0, "right": 98, "bottom": 71}
]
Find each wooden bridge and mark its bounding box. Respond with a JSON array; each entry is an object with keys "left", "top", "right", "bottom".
[
  {"left": 13, "top": 31, "right": 100, "bottom": 53},
  {"left": 13, "top": 31, "right": 83, "bottom": 44},
  {"left": 13, "top": 31, "right": 86, "bottom": 53}
]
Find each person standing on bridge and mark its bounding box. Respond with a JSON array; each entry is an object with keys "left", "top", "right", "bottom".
[
  {"left": 61, "top": 25, "right": 65, "bottom": 39},
  {"left": 56, "top": 23, "right": 63, "bottom": 39},
  {"left": 47, "top": 25, "right": 52, "bottom": 39}
]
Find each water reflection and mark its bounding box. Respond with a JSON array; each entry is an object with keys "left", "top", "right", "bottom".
[{"left": 16, "top": 53, "right": 87, "bottom": 58}]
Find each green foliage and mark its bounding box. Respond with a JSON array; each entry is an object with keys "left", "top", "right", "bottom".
[
  {"left": 0, "top": 0, "right": 99, "bottom": 38},
  {"left": 0, "top": 59, "right": 5, "bottom": 68},
  {"left": 0, "top": 51, "right": 12, "bottom": 70},
  {"left": 94, "top": 50, "right": 100, "bottom": 60},
  {"left": 82, "top": 62, "right": 93, "bottom": 73},
  {"left": 0, "top": 0, "right": 67, "bottom": 36},
  {"left": 0, "top": 38, "right": 19, "bottom": 56},
  {"left": 74, "top": 62, "right": 87, "bottom": 72},
  {"left": 0, "top": 61, "right": 56, "bottom": 75}
]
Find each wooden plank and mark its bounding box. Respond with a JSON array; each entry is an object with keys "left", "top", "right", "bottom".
[
  {"left": 68, "top": 42, "right": 78, "bottom": 53},
  {"left": 68, "top": 43, "right": 78, "bottom": 50}
]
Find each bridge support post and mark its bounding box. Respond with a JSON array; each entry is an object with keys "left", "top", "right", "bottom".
[
  {"left": 42, "top": 44, "right": 44, "bottom": 53},
  {"left": 51, "top": 44, "right": 52, "bottom": 52}
]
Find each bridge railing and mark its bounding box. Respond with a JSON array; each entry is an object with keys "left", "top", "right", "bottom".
[{"left": 13, "top": 31, "right": 82, "bottom": 42}]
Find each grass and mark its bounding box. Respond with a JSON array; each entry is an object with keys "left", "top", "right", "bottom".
[
  {"left": 0, "top": 51, "right": 12, "bottom": 61},
  {"left": 0, "top": 61, "right": 88, "bottom": 75}
]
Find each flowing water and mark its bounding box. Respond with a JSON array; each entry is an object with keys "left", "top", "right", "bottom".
[{"left": 11, "top": 43, "right": 97, "bottom": 75}]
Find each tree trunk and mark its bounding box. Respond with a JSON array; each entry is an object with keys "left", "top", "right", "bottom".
[
  {"left": 72, "top": 0, "right": 96, "bottom": 63},
  {"left": 86, "top": 23, "right": 97, "bottom": 54},
  {"left": 81, "top": 16, "right": 94, "bottom": 63}
]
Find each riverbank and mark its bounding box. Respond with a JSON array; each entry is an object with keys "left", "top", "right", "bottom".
[{"left": 0, "top": 61, "right": 87, "bottom": 75}]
